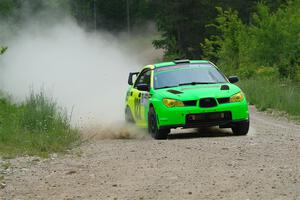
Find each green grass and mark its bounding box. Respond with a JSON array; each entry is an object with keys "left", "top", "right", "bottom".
[
  {"left": 0, "top": 91, "right": 80, "bottom": 158},
  {"left": 240, "top": 78, "right": 300, "bottom": 116}
]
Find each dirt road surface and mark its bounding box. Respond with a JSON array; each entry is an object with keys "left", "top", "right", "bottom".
[{"left": 1, "top": 106, "right": 299, "bottom": 200}]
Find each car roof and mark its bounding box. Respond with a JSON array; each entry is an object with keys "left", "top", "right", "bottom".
[
  {"left": 153, "top": 60, "right": 210, "bottom": 68},
  {"left": 142, "top": 60, "right": 212, "bottom": 71}
]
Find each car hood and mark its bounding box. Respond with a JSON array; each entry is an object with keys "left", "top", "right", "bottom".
[{"left": 152, "top": 83, "right": 241, "bottom": 100}]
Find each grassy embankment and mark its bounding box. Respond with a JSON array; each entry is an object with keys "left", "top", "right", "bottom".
[
  {"left": 0, "top": 91, "right": 80, "bottom": 158},
  {"left": 240, "top": 78, "right": 300, "bottom": 118}
]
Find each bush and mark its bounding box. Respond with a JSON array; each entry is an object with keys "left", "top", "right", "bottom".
[
  {"left": 202, "top": 1, "right": 300, "bottom": 80},
  {"left": 0, "top": 91, "right": 80, "bottom": 157},
  {"left": 240, "top": 78, "right": 300, "bottom": 116}
]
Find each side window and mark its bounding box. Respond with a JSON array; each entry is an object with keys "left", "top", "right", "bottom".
[{"left": 134, "top": 70, "right": 151, "bottom": 88}]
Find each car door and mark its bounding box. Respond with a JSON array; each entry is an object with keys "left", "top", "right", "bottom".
[{"left": 132, "top": 69, "right": 151, "bottom": 126}]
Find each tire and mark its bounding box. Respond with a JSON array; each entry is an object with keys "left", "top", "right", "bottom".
[
  {"left": 148, "top": 107, "right": 170, "bottom": 139},
  {"left": 231, "top": 120, "right": 250, "bottom": 135},
  {"left": 125, "top": 107, "right": 134, "bottom": 124}
]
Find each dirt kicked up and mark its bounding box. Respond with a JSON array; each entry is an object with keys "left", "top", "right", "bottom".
[{"left": 1, "top": 106, "right": 300, "bottom": 200}]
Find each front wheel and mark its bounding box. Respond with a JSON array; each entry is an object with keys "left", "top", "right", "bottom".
[
  {"left": 231, "top": 120, "right": 250, "bottom": 135},
  {"left": 148, "top": 107, "right": 170, "bottom": 139}
]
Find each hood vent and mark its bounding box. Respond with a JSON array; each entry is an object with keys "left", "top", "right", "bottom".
[
  {"left": 221, "top": 85, "right": 230, "bottom": 90},
  {"left": 167, "top": 89, "right": 183, "bottom": 95}
]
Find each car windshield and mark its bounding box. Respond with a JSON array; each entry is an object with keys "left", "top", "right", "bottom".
[{"left": 154, "top": 64, "right": 227, "bottom": 89}]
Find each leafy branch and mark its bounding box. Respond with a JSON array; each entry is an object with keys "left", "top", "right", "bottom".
[{"left": 0, "top": 46, "right": 8, "bottom": 55}]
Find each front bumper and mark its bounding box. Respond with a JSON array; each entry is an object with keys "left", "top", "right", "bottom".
[
  {"left": 154, "top": 99, "right": 249, "bottom": 129},
  {"left": 160, "top": 119, "right": 249, "bottom": 130}
]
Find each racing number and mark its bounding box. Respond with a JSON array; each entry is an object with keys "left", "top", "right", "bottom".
[
  {"left": 134, "top": 96, "right": 142, "bottom": 120},
  {"left": 134, "top": 93, "right": 149, "bottom": 120}
]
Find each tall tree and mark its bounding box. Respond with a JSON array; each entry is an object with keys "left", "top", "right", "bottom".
[
  {"left": 70, "top": 0, "right": 154, "bottom": 31},
  {"left": 152, "top": 0, "right": 286, "bottom": 60}
]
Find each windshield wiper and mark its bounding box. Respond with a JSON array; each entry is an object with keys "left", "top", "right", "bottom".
[
  {"left": 156, "top": 85, "right": 178, "bottom": 90},
  {"left": 156, "top": 82, "right": 218, "bottom": 89},
  {"left": 179, "top": 82, "right": 217, "bottom": 86}
]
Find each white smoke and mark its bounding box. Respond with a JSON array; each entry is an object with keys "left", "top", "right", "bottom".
[{"left": 0, "top": 17, "right": 162, "bottom": 127}]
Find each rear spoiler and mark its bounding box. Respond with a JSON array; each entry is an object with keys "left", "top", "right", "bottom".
[{"left": 174, "top": 59, "right": 190, "bottom": 64}]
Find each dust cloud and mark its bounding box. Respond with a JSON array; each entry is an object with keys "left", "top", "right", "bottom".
[
  {"left": 83, "top": 123, "right": 150, "bottom": 140},
  {"left": 0, "top": 15, "right": 161, "bottom": 138}
]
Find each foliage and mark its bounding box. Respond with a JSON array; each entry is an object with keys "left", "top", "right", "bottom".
[
  {"left": 0, "top": 46, "right": 7, "bottom": 55},
  {"left": 0, "top": 0, "right": 70, "bottom": 20},
  {"left": 153, "top": 0, "right": 223, "bottom": 60},
  {"left": 0, "top": 91, "right": 80, "bottom": 157},
  {"left": 240, "top": 77, "right": 300, "bottom": 116},
  {"left": 152, "top": 0, "right": 285, "bottom": 60},
  {"left": 0, "top": 0, "right": 71, "bottom": 42},
  {"left": 202, "top": 1, "right": 300, "bottom": 80},
  {"left": 0, "top": 0, "right": 287, "bottom": 58},
  {"left": 69, "top": 0, "right": 154, "bottom": 31},
  {"left": 201, "top": 7, "right": 251, "bottom": 76}
]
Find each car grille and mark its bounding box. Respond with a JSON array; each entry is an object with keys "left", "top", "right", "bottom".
[
  {"left": 217, "top": 97, "right": 230, "bottom": 104},
  {"left": 199, "top": 98, "right": 217, "bottom": 108},
  {"left": 186, "top": 111, "right": 232, "bottom": 125},
  {"left": 182, "top": 97, "right": 230, "bottom": 107},
  {"left": 183, "top": 100, "right": 197, "bottom": 106}
]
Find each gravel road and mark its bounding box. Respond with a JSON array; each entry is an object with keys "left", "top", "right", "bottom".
[{"left": 1, "top": 106, "right": 299, "bottom": 200}]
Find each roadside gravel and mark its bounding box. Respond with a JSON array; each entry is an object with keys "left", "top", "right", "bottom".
[{"left": 1, "top": 106, "right": 299, "bottom": 200}]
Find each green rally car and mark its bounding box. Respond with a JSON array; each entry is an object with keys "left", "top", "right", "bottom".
[{"left": 125, "top": 60, "right": 249, "bottom": 139}]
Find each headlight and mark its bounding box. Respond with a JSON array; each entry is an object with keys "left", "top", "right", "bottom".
[
  {"left": 230, "top": 92, "right": 244, "bottom": 103},
  {"left": 163, "top": 98, "right": 184, "bottom": 108}
]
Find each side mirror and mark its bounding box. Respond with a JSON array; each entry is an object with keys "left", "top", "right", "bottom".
[
  {"left": 136, "top": 84, "right": 149, "bottom": 92},
  {"left": 128, "top": 72, "right": 139, "bottom": 85},
  {"left": 228, "top": 76, "right": 239, "bottom": 83}
]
